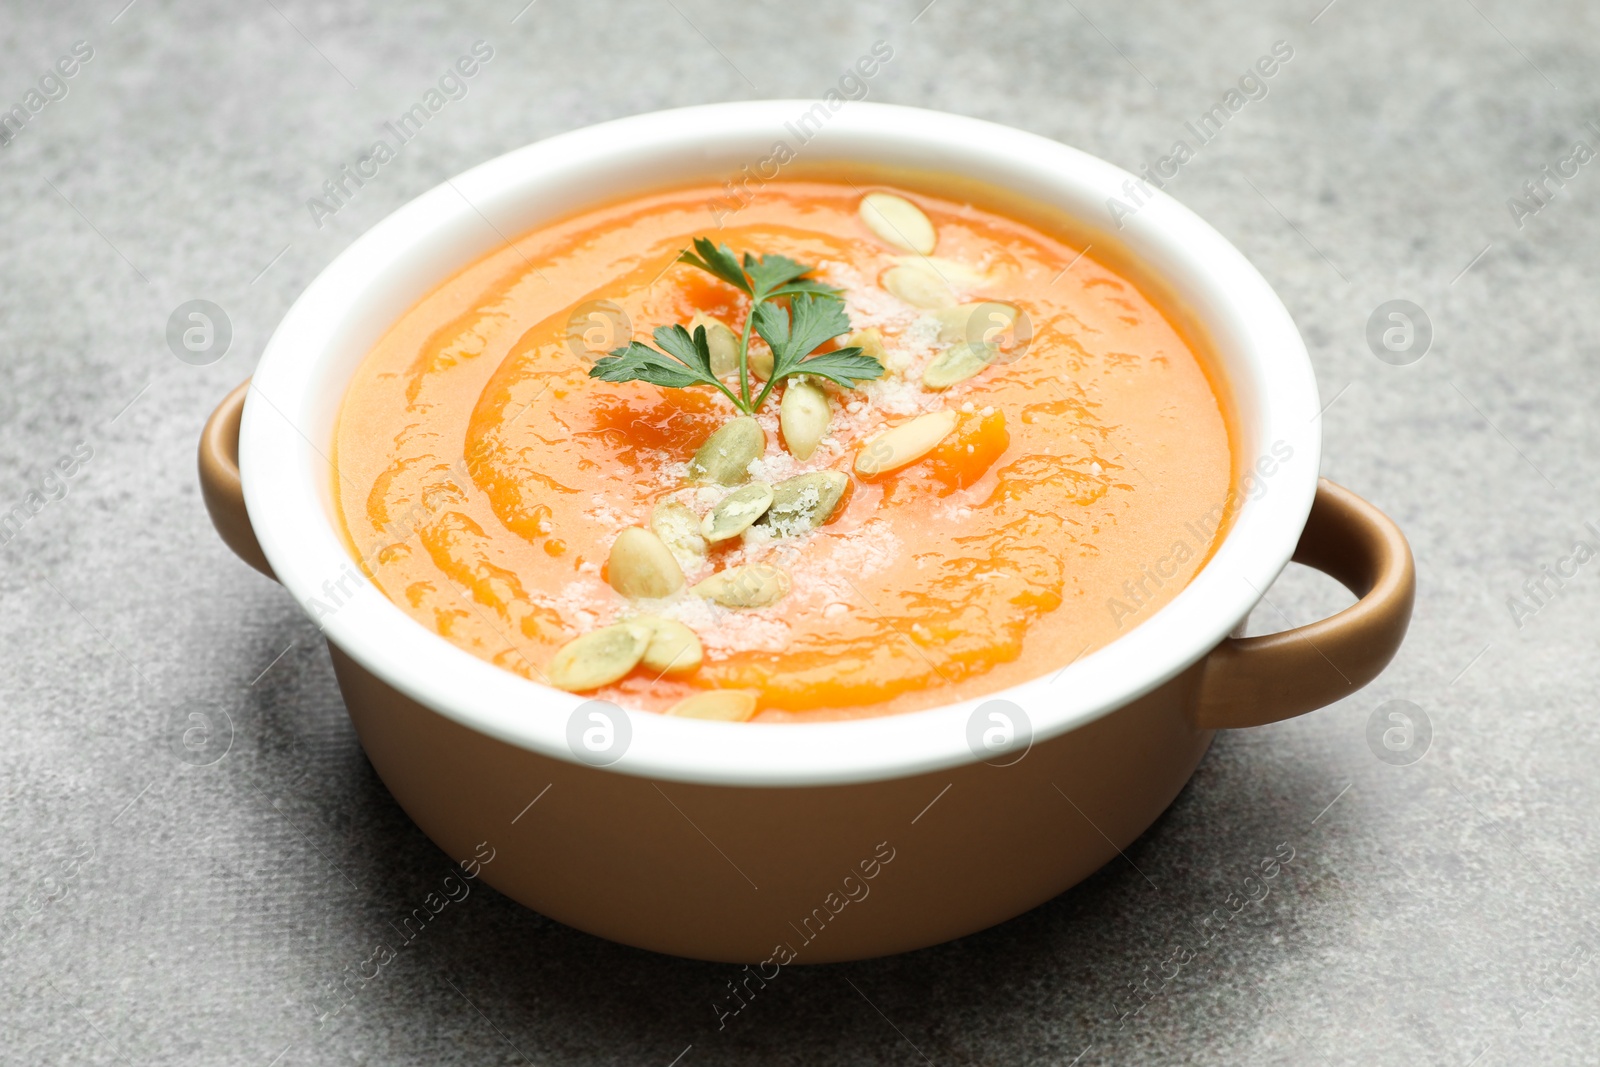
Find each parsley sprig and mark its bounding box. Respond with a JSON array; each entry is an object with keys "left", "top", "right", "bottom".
[{"left": 589, "top": 238, "right": 885, "bottom": 415}]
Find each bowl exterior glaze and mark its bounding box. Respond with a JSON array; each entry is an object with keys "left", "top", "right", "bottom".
[{"left": 332, "top": 645, "right": 1209, "bottom": 963}]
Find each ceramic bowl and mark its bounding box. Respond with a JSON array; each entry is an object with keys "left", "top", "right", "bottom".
[{"left": 198, "top": 101, "right": 1413, "bottom": 963}]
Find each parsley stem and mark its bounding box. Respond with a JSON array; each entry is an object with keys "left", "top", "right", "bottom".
[
  {"left": 708, "top": 376, "right": 745, "bottom": 412},
  {"left": 736, "top": 296, "right": 757, "bottom": 412},
  {"left": 750, "top": 369, "right": 780, "bottom": 413}
]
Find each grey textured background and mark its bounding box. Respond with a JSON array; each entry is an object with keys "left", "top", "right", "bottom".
[{"left": 2, "top": 0, "right": 1597, "bottom": 1063}]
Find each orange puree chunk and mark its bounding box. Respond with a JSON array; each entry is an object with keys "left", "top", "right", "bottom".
[
  {"left": 927, "top": 409, "right": 1010, "bottom": 492},
  {"left": 332, "top": 179, "right": 1233, "bottom": 722}
]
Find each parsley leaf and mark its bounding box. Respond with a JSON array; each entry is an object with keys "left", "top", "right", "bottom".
[
  {"left": 742, "top": 253, "right": 813, "bottom": 296},
  {"left": 678, "top": 238, "right": 750, "bottom": 295},
  {"left": 589, "top": 237, "right": 885, "bottom": 415},
  {"left": 590, "top": 325, "right": 743, "bottom": 408},
  {"left": 780, "top": 347, "right": 882, "bottom": 389},
  {"left": 590, "top": 342, "right": 705, "bottom": 389},
  {"left": 651, "top": 323, "right": 717, "bottom": 379},
  {"left": 766, "top": 277, "right": 843, "bottom": 298},
  {"left": 756, "top": 293, "right": 852, "bottom": 374},
  {"left": 750, "top": 293, "right": 882, "bottom": 409}
]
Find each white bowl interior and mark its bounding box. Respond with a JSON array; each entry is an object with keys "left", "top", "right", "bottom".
[{"left": 241, "top": 101, "right": 1320, "bottom": 787}]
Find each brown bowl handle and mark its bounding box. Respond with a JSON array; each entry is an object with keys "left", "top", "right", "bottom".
[
  {"left": 1193, "top": 478, "right": 1414, "bottom": 729},
  {"left": 198, "top": 379, "right": 277, "bottom": 581}
]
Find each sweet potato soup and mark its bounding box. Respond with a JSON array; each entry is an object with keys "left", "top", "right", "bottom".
[{"left": 333, "top": 180, "right": 1234, "bottom": 722}]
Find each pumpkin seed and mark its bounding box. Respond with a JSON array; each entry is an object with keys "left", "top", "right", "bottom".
[
  {"left": 896, "top": 255, "right": 989, "bottom": 291},
  {"left": 779, "top": 380, "right": 830, "bottom": 460},
  {"left": 633, "top": 615, "right": 703, "bottom": 675},
  {"left": 922, "top": 341, "right": 997, "bottom": 390},
  {"left": 881, "top": 264, "right": 956, "bottom": 309},
  {"left": 701, "top": 482, "right": 775, "bottom": 542},
  {"left": 748, "top": 344, "right": 774, "bottom": 381},
  {"left": 689, "top": 313, "right": 741, "bottom": 377},
  {"left": 547, "top": 622, "right": 651, "bottom": 692},
  {"left": 762, "top": 471, "right": 849, "bottom": 535},
  {"left": 666, "top": 690, "right": 759, "bottom": 722},
  {"left": 650, "top": 500, "right": 708, "bottom": 572},
  {"left": 859, "top": 192, "right": 937, "bottom": 254},
  {"left": 692, "top": 563, "right": 791, "bottom": 608},
  {"left": 854, "top": 409, "right": 960, "bottom": 477},
  {"left": 689, "top": 417, "right": 765, "bottom": 485},
  {"left": 608, "top": 527, "right": 685, "bottom": 599},
  {"left": 934, "top": 301, "right": 1017, "bottom": 344},
  {"left": 846, "top": 327, "right": 888, "bottom": 365}
]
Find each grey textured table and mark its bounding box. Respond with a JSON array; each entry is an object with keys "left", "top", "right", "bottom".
[{"left": 3, "top": 1, "right": 1597, "bottom": 1063}]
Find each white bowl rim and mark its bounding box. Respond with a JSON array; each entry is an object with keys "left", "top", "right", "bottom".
[{"left": 239, "top": 100, "right": 1321, "bottom": 788}]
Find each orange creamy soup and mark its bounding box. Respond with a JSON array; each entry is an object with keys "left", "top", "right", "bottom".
[{"left": 333, "top": 180, "right": 1234, "bottom": 722}]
